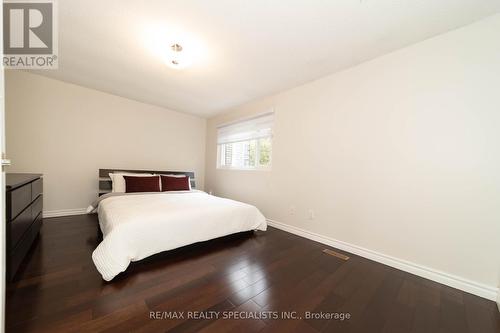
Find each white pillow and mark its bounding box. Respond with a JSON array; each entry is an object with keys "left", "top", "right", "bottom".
[{"left": 109, "top": 172, "right": 154, "bottom": 193}]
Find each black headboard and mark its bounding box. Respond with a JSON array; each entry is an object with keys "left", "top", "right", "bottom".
[{"left": 98, "top": 168, "right": 195, "bottom": 196}]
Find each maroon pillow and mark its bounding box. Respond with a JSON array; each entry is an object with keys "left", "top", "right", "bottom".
[
  {"left": 161, "top": 175, "right": 190, "bottom": 191},
  {"left": 123, "top": 175, "right": 160, "bottom": 193}
]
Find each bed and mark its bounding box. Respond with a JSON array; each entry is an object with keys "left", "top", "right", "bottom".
[{"left": 88, "top": 169, "right": 267, "bottom": 281}]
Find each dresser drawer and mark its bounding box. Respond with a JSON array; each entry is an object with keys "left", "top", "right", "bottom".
[
  {"left": 8, "top": 206, "right": 32, "bottom": 250},
  {"left": 10, "top": 185, "right": 32, "bottom": 221},
  {"left": 31, "top": 178, "right": 43, "bottom": 200},
  {"left": 31, "top": 195, "right": 43, "bottom": 221},
  {"left": 8, "top": 219, "right": 39, "bottom": 280},
  {"left": 31, "top": 212, "right": 43, "bottom": 238}
]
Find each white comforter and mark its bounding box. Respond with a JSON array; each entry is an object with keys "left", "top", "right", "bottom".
[{"left": 91, "top": 191, "right": 267, "bottom": 281}]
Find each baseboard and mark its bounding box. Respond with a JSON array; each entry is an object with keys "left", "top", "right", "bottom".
[
  {"left": 266, "top": 219, "right": 499, "bottom": 302},
  {"left": 43, "top": 208, "right": 88, "bottom": 218}
]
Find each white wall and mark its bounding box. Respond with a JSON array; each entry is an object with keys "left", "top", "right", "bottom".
[
  {"left": 6, "top": 71, "right": 206, "bottom": 213},
  {"left": 206, "top": 15, "right": 500, "bottom": 297}
]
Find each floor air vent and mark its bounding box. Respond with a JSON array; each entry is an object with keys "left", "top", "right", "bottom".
[{"left": 323, "top": 249, "right": 350, "bottom": 260}]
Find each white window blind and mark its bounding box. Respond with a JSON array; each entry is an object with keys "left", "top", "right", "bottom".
[
  {"left": 217, "top": 112, "right": 274, "bottom": 170},
  {"left": 217, "top": 112, "right": 274, "bottom": 145}
]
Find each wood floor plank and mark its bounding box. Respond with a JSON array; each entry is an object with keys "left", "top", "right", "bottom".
[
  {"left": 463, "top": 293, "right": 500, "bottom": 333},
  {"left": 196, "top": 300, "right": 266, "bottom": 333}
]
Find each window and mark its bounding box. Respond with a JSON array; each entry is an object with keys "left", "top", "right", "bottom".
[{"left": 217, "top": 112, "right": 274, "bottom": 170}]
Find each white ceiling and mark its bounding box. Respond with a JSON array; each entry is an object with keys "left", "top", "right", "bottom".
[{"left": 32, "top": 0, "right": 500, "bottom": 117}]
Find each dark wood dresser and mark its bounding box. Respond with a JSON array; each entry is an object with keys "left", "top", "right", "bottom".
[{"left": 6, "top": 173, "right": 43, "bottom": 280}]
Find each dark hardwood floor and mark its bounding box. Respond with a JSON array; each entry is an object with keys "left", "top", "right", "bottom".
[{"left": 6, "top": 214, "right": 500, "bottom": 333}]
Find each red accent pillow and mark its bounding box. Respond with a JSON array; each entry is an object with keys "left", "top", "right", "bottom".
[
  {"left": 123, "top": 175, "right": 160, "bottom": 193},
  {"left": 161, "top": 175, "right": 190, "bottom": 191}
]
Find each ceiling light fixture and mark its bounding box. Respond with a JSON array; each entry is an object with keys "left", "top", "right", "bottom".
[
  {"left": 142, "top": 24, "right": 208, "bottom": 69},
  {"left": 169, "top": 43, "right": 183, "bottom": 68}
]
